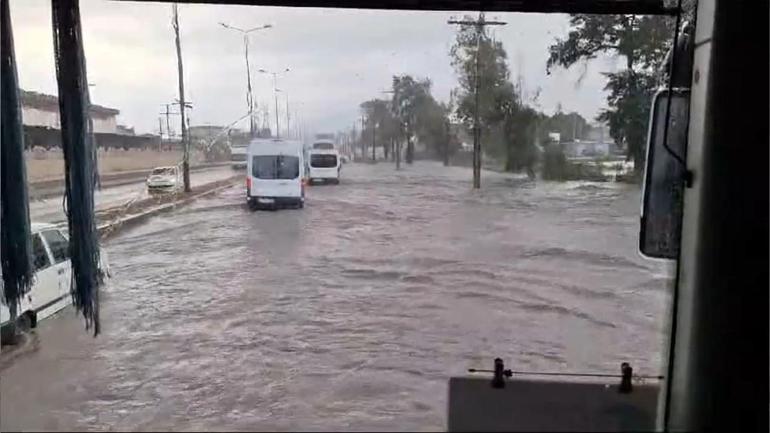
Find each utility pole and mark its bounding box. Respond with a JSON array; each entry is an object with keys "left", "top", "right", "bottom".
[
  {"left": 164, "top": 103, "right": 172, "bottom": 138},
  {"left": 172, "top": 3, "right": 190, "bottom": 192},
  {"left": 158, "top": 116, "right": 164, "bottom": 151},
  {"left": 448, "top": 13, "right": 506, "bottom": 189}
]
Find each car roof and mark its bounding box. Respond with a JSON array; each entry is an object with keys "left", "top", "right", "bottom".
[
  {"left": 152, "top": 166, "right": 177, "bottom": 170},
  {"left": 249, "top": 138, "right": 303, "bottom": 154},
  {"left": 31, "top": 222, "right": 59, "bottom": 232}
]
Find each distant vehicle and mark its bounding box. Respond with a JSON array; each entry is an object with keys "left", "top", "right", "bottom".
[
  {"left": 0, "top": 223, "right": 111, "bottom": 343},
  {"left": 230, "top": 142, "right": 248, "bottom": 169},
  {"left": 146, "top": 166, "right": 182, "bottom": 193},
  {"left": 308, "top": 148, "right": 341, "bottom": 185},
  {"left": 246, "top": 138, "right": 306, "bottom": 210}
]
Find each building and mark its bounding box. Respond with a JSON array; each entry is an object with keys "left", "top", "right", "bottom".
[
  {"left": 20, "top": 89, "right": 159, "bottom": 150},
  {"left": 21, "top": 89, "right": 120, "bottom": 134}
]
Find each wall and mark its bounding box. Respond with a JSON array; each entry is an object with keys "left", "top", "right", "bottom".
[
  {"left": 23, "top": 125, "right": 160, "bottom": 150},
  {"left": 22, "top": 106, "right": 118, "bottom": 134},
  {"left": 22, "top": 107, "right": 60, "bottom": 129}
]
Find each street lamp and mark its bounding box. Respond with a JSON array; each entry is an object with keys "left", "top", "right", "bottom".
[
  {"left": 275, "top": 88, "right": 291, "bottom": 139},
  {"left": 219, "top": 22, "right": 272, "bottom": 137},
  {"left": 258, "top": 67, "right": 290, "bottom": 138}
]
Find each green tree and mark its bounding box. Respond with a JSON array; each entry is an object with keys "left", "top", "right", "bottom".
[
  {"left": 547, "top": 14, "right": 672, "bottom": 173},
  {"left": 391, "top": 75, "right": 432, "bottom": 164},
  {"left": 360, "top": 98, "right": 395, "bottom": 161},
  {"left": 449, "top": 15, "right": 512, "bottom": 151},
  {"left": 450, "top": 20, "right": 541, "bottom": 173}
]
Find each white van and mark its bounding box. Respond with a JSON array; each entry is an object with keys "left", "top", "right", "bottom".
[
  {"left": 246, "top": 138, "right": 306, "bottom": 210},
  {"left": 308, "top": 149, "right": 341, "bottom": 184},
  {"left": 0, "top": 223, "right": 111, "bottom": 342}
]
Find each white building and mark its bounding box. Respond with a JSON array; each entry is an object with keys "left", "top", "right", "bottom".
[{"left": 20, "top": 89, "right": 120, "bottom": 134}]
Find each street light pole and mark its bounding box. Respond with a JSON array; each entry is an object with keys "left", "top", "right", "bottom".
[
  {"left": 285, "top": 91, "right": 290, "bottom": 139},
  {"left": 219, "top": 22, "right": 272, "bottom": 138},
  {"left": 273, "top": 76, "right": 279, "bottom": 137},
  {"left": 258, "top": 67, "right": 289, "bottom": 139}
]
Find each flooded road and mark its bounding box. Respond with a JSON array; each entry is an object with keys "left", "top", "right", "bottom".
[{"left": 1, "top": 161, "right": 672, "bottom": 431}]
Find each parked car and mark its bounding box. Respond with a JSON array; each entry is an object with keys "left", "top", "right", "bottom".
[
  {"left": 146, "top": 166, "right": 182, "bottom": 193},
  {"left": 0, "top": 223, "right": 111, "bottom": 343}
]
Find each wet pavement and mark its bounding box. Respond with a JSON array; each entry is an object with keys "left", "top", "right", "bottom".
[{"left": 0, "top": 161, "right": 672, "bottom": 431}]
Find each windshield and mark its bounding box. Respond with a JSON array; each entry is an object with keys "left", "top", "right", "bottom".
[
  {"left": 151, "top": 167, "right": 175, "bottom": 176},
  {"left": 310, "top": 154, "right": 338, "bottom": 168},
  {"left": 252, "top": 155, "right": 300, "bottom": 179},
  {"left": 4, "top": 2, "right": 681, "bottom": 432}
]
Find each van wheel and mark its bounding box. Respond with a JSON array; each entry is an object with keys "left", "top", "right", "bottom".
[{"left": 247, "top": 199, "right": 258, "bottom": 211}]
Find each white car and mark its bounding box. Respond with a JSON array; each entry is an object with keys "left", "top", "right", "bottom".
[
  {"left": 0, "top": 223, "right": 111, "bottom": 342},
  {"left": 246, "top": 138, "right": 306, "bottom": 210},
  {"left": 146, "top": 166, "right": 182, "bottom": 193}
]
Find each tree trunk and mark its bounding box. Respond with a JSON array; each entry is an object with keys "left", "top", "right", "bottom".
[
  {"left": 384, "top": 137, "right": 390, "bottom": 160},
  {"left": 395, "top": 139, "right": 401, "bottom": 170},
  {"left": 406, "top": 135, "right": 414, "bottom": 164}
]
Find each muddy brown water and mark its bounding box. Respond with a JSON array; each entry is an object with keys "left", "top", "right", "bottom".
[{"left": 0, "top": 161, "right": 672, "bottom": 431}]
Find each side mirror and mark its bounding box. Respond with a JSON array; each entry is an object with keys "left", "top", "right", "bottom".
[{"left": 640, "top": 88, "right": 690, "bottom": 260}]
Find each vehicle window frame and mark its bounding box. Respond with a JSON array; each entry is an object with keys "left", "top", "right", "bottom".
[
  {"left": 40, "top": 229, "right": 70, "bottom": 265},
  {"left": 252, "top": 155, "right": 300, "bottom": 180},
  {"left": 31, "top": 232, "right": 53, "bottom": 272},
  {"left": 310, "top": 154, "right": 338, "bottom": 168}
]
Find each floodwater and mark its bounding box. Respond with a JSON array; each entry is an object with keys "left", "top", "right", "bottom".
[{"left": 0, "top": 161, "right": 672, "bottom": 431}]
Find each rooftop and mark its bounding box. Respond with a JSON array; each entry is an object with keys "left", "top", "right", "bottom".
[{"left": 21, "top": 89, "right": 120, "bottom": 117}]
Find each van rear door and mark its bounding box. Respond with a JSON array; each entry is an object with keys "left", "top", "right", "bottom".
[{"left": 250, "top": 154, "right": 301, "bottom": 198}]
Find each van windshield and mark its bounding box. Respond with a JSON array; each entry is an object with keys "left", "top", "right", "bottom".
[
  {"left": 252, "top": 155, "right": 300, "bottom": 179},
  {"left": 310, "top": 154, "right": 338, "bottom": 168}
]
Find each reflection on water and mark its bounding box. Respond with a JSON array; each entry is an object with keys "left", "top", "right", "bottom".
[{"left": 0, "top": 161, "right": 671, "bottom": 431}]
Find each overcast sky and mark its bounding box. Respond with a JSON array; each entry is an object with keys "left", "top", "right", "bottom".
[{"left": 10, "top": 0, "right": 622, "bottom": 135}]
